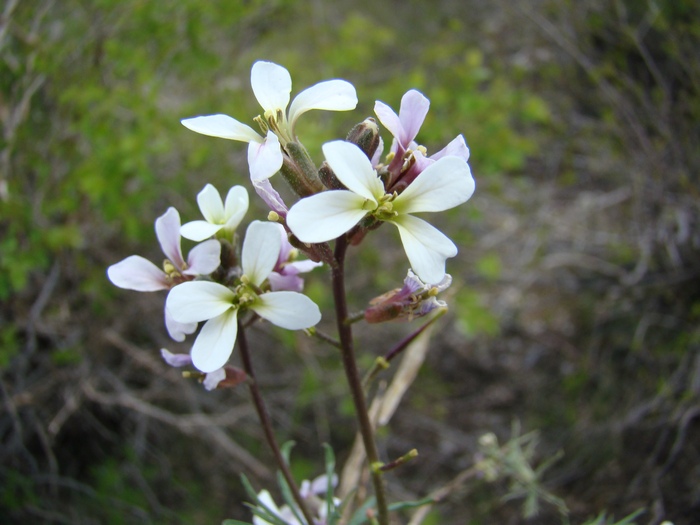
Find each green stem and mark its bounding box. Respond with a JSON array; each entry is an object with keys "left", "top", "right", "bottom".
[
  {"left": 331, "top": 236, "right": 389, "bottom": 525},
  {"left": 237, "top": 320, "right": 316, "bottom": 525}
]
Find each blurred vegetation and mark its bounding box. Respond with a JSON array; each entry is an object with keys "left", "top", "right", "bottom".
[{"left": 1, "top": 0, "right": 699, "bottom": 524}]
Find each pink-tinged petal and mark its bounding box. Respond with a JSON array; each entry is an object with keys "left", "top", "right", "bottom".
[
  {"left": 165, "top": 307, "right": 197, "bottom": 342},
  {"left": 389, "top": 214, "right": 457, "bottom": 284},
  {"left": 251, "top": 291, "right": 321, "bottom": 329},
  {"left": 398, "top": 89, "right": 430, "bottom": 146},
  {"left": 374, "top": 100, "right": 403, "bottom": 143},
  {"left": 203, "top": 367, "right": 227, "bottom": 390},
  {"left": 181, "top": 114, "right": 262, "bottom": 143},
  {"left": 155, "top": 207, "right": 185, "bottom": 269},
  {"left": 250, "top": 61, "right": 292, "bottom": 114},
  {"left": 166, "top": 281, "right": 235, "bottom": 324},
  {"left": 180, "top": 220, "right": 223, "bottom": 242},
  {"left": 274, "top": 222, "right": 292, "bottom": 266},
  {"left": 241, "top": 221, "right": 281, "bottom": 287},
  {"left": 284, "top": 259, "right": 323, "bottom": 275},
  {"left": 248, "top": 132, "right": 283, "bottom": 181},
  {"left": 184, "top": 239, "right": 221, "bottom": 276},
  {"left": 253, "top": 178, "right": 288, "bottom": 216},
  {"left": 223, "top": 185, "right": 249, "bottom": 231},
  {"left": 107, "top": 255, "right": 167, "bottom": 291},
  {"left": 197, "top": 184, "right": 225, "bottom": 224},
  {"left": 371, "top": 136, "right": 384, "bottom": 167},
  {"left": 268, "top": 272, "right": 304, "bottom": 292},
  {"left": 190, "top": 310, "right": 238, "bottom": 373},
  {"left": 431, "top": 134, "right": 470, "bottom": 162},
  {"left": 322, "top": 141, "right": 384, "bottom": 201},
  {"left": 287, "top": 191, "right": 368, "bottom": 243},
  {"left": 160, "top": 348, "right": 192, "bottom": 367},
  {"left": 288, "top": 79, "right": 358, "bottom": 131},
  {"left": 394, "top": 156, "right": 475, "bottom": 214}
]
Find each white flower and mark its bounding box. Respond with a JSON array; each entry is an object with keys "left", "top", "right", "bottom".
[
  {"left": 166, "top": 221, "right": 321, "bottom": 373},
  {"left": 107, "top": 207, "right": 221, "bottom": 341},
  {"left": 180, "top": 184, "right": 248, "bottom": 241},
  {"left": 181, "top": 61, "right": 357, "bottom": 181},
  {"left": 286, "top": 140, "right": 475, "bottom": 283}
]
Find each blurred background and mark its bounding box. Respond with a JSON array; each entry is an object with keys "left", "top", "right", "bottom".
[{"left": 1, "top": 0, "right": 699, "bottom": 523}]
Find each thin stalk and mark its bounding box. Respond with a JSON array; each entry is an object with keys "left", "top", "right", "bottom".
[
  {"left": 331, "top": 236, "right": 389, "bottom": 525},
  {"left": 237, "top": 320, "right": 316, "bottom": 525}
]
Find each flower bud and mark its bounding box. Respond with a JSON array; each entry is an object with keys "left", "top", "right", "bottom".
[{"left": 346, "top": 117, "right": 381, "bottom": 160}]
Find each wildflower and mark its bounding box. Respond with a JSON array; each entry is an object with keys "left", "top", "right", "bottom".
[
  {"left": 181, "top": 61, "right": 357, "bottom": 182},
  {"left": 286, "top": 140, "right": 474, "bottom": 283},
  {"left": 180, "top": 184, "right": 248, "bottom": 242},
  {"left": 166, "top": 221, "right": 321, "bottom": 372},
  {"left": 374, "top": 89, "right": 470, "bottom": 191},
  {"left": 107, "top": 207, "right": 221, "bottom": 341},
  {"left": 365, "top": 269, "right": 451, "bottom": 323},
  {"left": 252, "top": 474, "right": 339, "bottom": 525},
  {"left": 160, "top": 349, "right": 246, "bottom": 391}
]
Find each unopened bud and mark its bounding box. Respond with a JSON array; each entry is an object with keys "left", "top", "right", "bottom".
[
  {"left": 319, "top": 161, "right": 345, "bottom": 190},
  {"left": 346, "top": 118, "right": 381, "bottom": 160}
]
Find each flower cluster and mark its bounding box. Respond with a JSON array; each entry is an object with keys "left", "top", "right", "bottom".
[
  {"left": 252, "top": 474, "right": 339, "bottom": 525},
  {"left": 107, "top": 184, "right": 321, "bottom": 383}
]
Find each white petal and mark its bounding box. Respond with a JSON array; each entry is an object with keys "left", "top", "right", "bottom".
[
  {"left": 287, "top": 191, "right": 368, "bottom": 243},
  {"left": 322, "top": 141, "right": 384, "bottom": 201},
  {"left": 203, "top": 368, "right": 227, "bottom": 390},
  {"left": 180, "top": 220, "right": 223, "bottom": 242},
  {"left": 389, "top": 214, "right": 457, "bottom": 284},
  {"left": 241, "top": 221, "right": 281, "bottom": 287},
  {"left": 253, "top": 177, "right": 288, "bottom": 215},
  {"left": 165, "top": 307, "right": 197, "bottom": 342},
  {"left": 288, "top": 79, "right": 358, "bottom": 131},
  {"left": 247, "top": 132, "right": 283, "bottom": 181},
  {"left": 197, "top": 184, "right": 225, "bottom": 224},
  {"left": 184, "top": 239, "right": 221, "bottom": 276},
  {"left": 190, "top": 310, "right": 238, "bottom": 373},
  {"left": 181, "top": 114, "right": 261, "bottom": 143},
  {"left": 155, "top": 207, "right": 185, "bottom": 269},
  {"left": 251, "top": 61, "right": 292, "bottom": 114},
  {"left": 394, "top": 156, "right": 475, "bottom": 214},
  {"left": 374, "top": 100, "right": 403, "bottom": 144},
  {"left": 166, "top": 281, "right": 235, "bottom": 323},
  {"left": 223, "top": 185, "right": 249, "bottom": 228},
  {"left": 252, "top": 291, "right": 321, "bottom": 330},
  {"left": 107, "top": 256, "right": 167, "bottom": 291}
]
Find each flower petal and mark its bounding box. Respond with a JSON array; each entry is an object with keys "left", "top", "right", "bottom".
[
  {"left": 248, "top": 131, "right": 283, "bottom": 181},
  {"left": 197, "top": 184, "right": 225, "bottom": 224},
  {"left": 389, "top": 214, "right": 457, "bottom": 284},
  {"left": 223, "top": 185, "right": 249, "bottom": 231},
  {"left": 160, "top": 348, "right": 192, "bottom": 367},
  {"left": 180, "top": 220, "right": 223, "bottom": 242},
  {"left": 322, "top": 141, "right": 384, "bottom": 201},
  {"left": 268, "top": 272, "right": 304, "bottom": 293},
  {"left": 253, "top": 177, "right": 288, "bottom": 216},
  {"left": 190, "top": 309, "right": 238, "bottom": 373},
  {"left": 166, "top": 281, "right": 235, "bottom": 323},
  {"left": 107, "top": 255, "right": 167, "bottom": 291},
  {"left": 374, "top": 100, "right": 403, "bottom": 144},
  {"left": 252, "top": 291, "right": 321, "bottom": 329},
  {"left": 184, "top": 239, "right": 221, "bottom": 276},
  {"left": 181, "top": 114, "right": 261, "bottom": 143},
  {"left": 287, "top": 190, "right": 368, "bottom": 243},
  {"left": 431, "top": 134, "right": 470, "bottom": 162},
  {"left": 165, "top": 307, "right": 197, "bottom": 342},
  {"left": 288, "top": 79, "right": 358, "bottom": 131},
  {"left": 241, "top": 221, "right": 282, "bottom": 287},
  {"left": 398, "top": 89, "right": 430, "bottom": 146},
  {"left": 251, "top": 61, "right": 292, "bottom": 114},
  {"left": 155, "top": 207, "right": 185, "bottom": 269},
  {"left": 203, "top": 368, "right": 227, "bottom": 391},
  {"left": 394, "top": 156, "right": 475, "bottom": 214}
]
